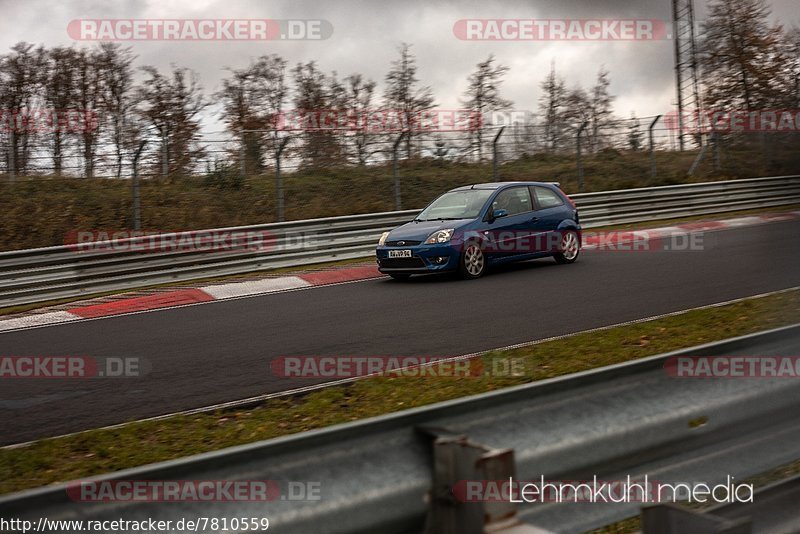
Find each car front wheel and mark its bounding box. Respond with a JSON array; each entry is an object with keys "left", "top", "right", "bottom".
[{"left": 459, "top": 242, "right": 487, "bottom": 279}]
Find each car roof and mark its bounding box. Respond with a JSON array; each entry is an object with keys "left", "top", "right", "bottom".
[{"left": 450, "top": 181, "right": 560, "bottom": 192}]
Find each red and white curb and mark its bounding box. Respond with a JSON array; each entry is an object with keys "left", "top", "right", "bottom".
[
  {"left": 0, "top": 211, "right": 797, "bottom": 332},
  {"left": 0, "top": 311, "right": 81, "bottom": 331},
  {"left": 200, "top": 277, "right": 311, "bottom": 299},
  {"left": 0, "top": 265, "right": 382, "bottom": 332}
]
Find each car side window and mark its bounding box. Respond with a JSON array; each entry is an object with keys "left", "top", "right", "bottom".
[
  {"left": 493, "top": 187, "right": 532, "bottom": 216},
  {"left": 532, "top": 186, "right": 564, "bottom": 209}
]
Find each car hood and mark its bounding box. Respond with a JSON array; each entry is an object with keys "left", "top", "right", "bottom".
[{"left": 388, "top": 219, "right": 473, "bottom": 242}]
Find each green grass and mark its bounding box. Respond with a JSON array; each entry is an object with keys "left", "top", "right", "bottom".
[{"left": 1, "top": 288, "right": 798, "bottom": 496}]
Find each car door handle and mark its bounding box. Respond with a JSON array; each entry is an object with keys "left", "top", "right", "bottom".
[{"left": 530, "top": 217, "right": 539, "bottom": 222}]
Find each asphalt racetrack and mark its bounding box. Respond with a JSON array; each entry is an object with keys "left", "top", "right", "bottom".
[{"left": 1, "top": 220, "right": 799, "bottom": 445}]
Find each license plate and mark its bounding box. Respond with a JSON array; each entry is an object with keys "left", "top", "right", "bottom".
[{"left": 388, "top": 249, "right": 412, "bottom": 258}]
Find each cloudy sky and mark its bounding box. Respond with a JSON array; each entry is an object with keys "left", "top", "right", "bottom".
[{"left": 1, "top": 0, "right": 797, "bottom": 133}]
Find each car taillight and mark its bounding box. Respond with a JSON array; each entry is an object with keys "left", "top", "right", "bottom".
[{"left": 564, "top": 194, "right": 577, "bottom": 208}]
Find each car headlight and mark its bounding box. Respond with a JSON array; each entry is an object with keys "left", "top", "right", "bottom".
[
  {"left": 378, "top": 232, "right": 390, "bottom": 246},
  {"left": 425, "top": 228, "right": 454, "bottom": 244}
]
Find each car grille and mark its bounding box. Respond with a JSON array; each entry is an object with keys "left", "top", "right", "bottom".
[
  {"left": 385, "top": 240, "right": 422, "bottom": 247},
  {"left": 379, "top": 257, "right": 426, "bottom": 269}
]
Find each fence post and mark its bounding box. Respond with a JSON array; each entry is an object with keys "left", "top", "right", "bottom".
[
  {"left": 240, "top": 131, "right": 247, "bottom": 180},
  {"left": 275, "top": 136, "right": 291, "bottom": 222},
  {"left": 492, "top": 126, "right": 505, "bottom": 182},
  {"left": 687, "top": 142, "right": 708, "bottom": 176},
  {"left": 576, "top": 121, "right": 588, "bottom": 192},
  {"left": 649, "top": 115, "right": 661, "bottom": 180},
  {"left": 131, "top": 140, "right": 147, "bottom": 231},
  {"left": 161, "top": 138, "right": 168, "bottom": 179},
  {"left": 392, "top": 132, "right": 406, "bottom": 211},
  {"left": 8, "top": 129, "right": 15, "bottom": 184}
]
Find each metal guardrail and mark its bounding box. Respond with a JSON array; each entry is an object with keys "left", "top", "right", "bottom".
[
  {"left": 1, "top": 324, "right": 799, "bottom": 533},
  {"left": 643, "top": 474, "right": 800, "bottom": 533},
  {"left": 0, "top": 175, "right": 798, "bottom": 308}
]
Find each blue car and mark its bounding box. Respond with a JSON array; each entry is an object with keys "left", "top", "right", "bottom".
[{"left": 376, "top": 182, "right": 580, "bottom": 279}]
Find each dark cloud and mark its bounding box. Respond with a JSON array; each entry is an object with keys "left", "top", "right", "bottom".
[{"left": 0, "top": 0, "right": 796, "bottom": 131}]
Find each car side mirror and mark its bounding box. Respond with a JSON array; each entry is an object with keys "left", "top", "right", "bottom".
[
  {"left": 485, "top": 207, "right": 508, "bottom": 223},
  {"left": 492, "top": 208, "right": 508, "bottom": 220}
]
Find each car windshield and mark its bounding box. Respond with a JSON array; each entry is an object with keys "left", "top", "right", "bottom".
[{"left": 416, "top": 189, "right": 494, "bottom": 221}]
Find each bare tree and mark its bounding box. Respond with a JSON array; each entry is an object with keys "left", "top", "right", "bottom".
[
  {"left": 292, "top": 61, "right": 343, "bottom": 168},
  {"left": 43, "top": 46, "right": 78, "bottom": 176},
  {"left": 461, "top": 55, "right": 512, "bottom": 162},
  {"left": 383, "top": 43, "right": 435, "bottom": 158},
  {"left": 538, "top": 62, "right": 567, "bottom": 152},
  {"left": 628, "top": 113, "right": 643, "bottom": 151},
  {"left": 217, "top": 54, "right": 287, "bottom": 174},
  {"left": 253, "top": 54, "right": 288, "bottom": 163},
  {"left": 137, "top": 65, "right": 207, "bottom": 178},
  {"left": 700, "top": 0, "right": 787, "bottom": 110},
  {"left": 780, "top": 27, "right": 800, "bottom": 107},
  {"left": 343, "top": 74, "right": 376, "bottom": 165},
  {"left": 0, "top": 42, "right": 46, "bottom": 174},
  {"left": 588, "top": 67, "right": 615, "bottom": 152},
  {"left": 218, "top": 62, "right": 266, "bottom": 174},
  {"left": 74, "top": 48, "right": 104, "bottom": 178},
  {"left": 326, "top": 70, "right": 349, "bottom": 162},
  {"left": 324, "top": 72, "right": 376, "bottom": 165},
  {"left": 97, "top": 43, "right": 136, "bottom": 178},
  {"left": 563, "top": 87, "right": 591, "bottom": 151}
]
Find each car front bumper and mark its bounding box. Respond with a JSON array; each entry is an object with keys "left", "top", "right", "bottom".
[{"left": 375, "top": 243, "right": 460, "bottom": 274}]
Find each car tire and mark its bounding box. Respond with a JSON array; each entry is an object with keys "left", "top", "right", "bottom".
[
  {"left": 459, "top": 242, "right": 487, "bottom": 279},
  {"left": 389, "top": 273, "right": 411, "bottom": 281},
  {"left": 554, "top": 230, "right": 580, "bottom": 264}
]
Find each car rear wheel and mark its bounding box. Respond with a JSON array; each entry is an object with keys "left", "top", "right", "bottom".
[
  {"left": 554, "top": 230, "right": 580, "bottom": 264},
  {"left": 459, "top": 243, "right": 486, "bottom": 279}
]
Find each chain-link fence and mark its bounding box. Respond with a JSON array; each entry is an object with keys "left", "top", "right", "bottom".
[
  {"left": 0, "top": 112, "right": 798, "bottom": 251},
  {"left": 0, "top": 113, "right": 718, "bottom": 179}
]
